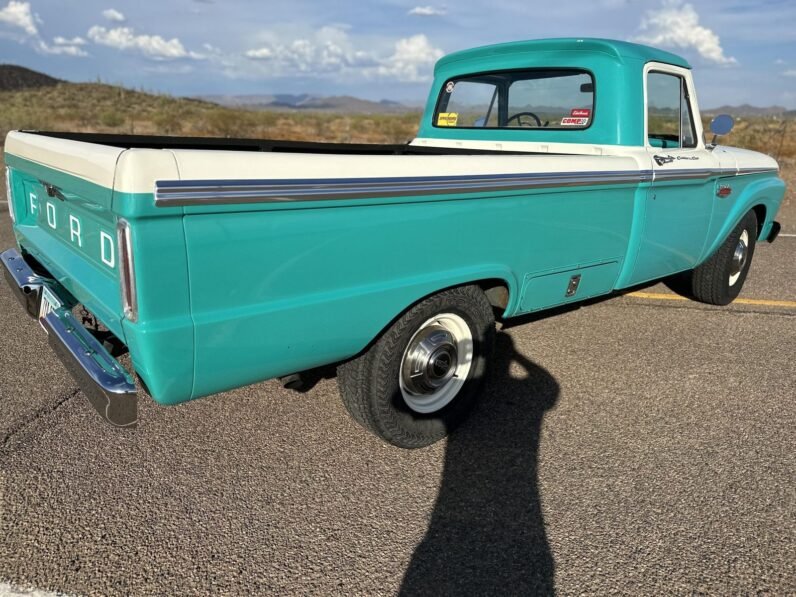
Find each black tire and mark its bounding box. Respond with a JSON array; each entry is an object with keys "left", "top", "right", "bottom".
[
  {"left": 689, "top": 210, "right": 757, "bottom": 306},
  {"left": 337, "top": 285, "right": 495, "bottom": 449}
]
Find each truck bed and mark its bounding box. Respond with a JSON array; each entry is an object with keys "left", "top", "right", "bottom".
[{"left": 28, "top": 131, "right": 530, "bottom": 155}]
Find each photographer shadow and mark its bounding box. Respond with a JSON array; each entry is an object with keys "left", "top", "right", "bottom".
[{"left": 400, "top": 331, "right": 560, "bottom": 596}]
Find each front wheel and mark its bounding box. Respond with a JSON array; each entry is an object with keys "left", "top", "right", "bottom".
[
  {"left": 337, "top": 285, "right": 495, "bottom": 449},
  {"left": 688, "top": 210, "right": 757, "bottom": 306}
]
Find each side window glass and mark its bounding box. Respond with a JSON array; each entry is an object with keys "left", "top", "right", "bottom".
[
  {"left": 647, "top": 72, "right": 681, "bottom": 149},
  {"left": 437, "top": 81, "right": 498, "bottom": 127},
  {"left": 647, "top": 71, "right": 697, "bottom": 150}
]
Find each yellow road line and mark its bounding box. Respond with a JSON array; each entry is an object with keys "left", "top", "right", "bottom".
[{"left": 627, "top": 291, "right": 796, "bottom": 309}]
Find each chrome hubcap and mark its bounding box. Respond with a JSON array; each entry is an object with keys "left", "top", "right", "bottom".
[
  {"left": 401, "top": 324, "right": 458, "bottom": 394},
  {"left": 399, "top": 313, "right": 474, "bottom": 414},
  {"left": 729, "top": 229, "right": 749, "bottom": 286}
]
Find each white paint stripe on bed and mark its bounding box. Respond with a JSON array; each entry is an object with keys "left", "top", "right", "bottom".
[{"left": 0, "top": 582, "right": 70, "bottom": 596}]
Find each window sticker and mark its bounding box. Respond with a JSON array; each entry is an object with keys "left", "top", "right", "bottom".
[
  {"left": 561, "top": 108, "right": 591, "bottom": 126},
  {"left": 445, "top": 81, "right": 455, "bottom": 93},
  {"left": 437, "top": 112, "right": 459, "bottom": 126}
]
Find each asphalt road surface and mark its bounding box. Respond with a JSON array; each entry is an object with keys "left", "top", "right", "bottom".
[{"left": 0, "top": 202, "right": 794, "bottom": 595}]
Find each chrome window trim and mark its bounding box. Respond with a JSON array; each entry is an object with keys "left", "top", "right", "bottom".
[
  {"left": 154, "top": 167, "right": 778, "bottom": 207},
  {"left": 117, "top": 218, "right": 138, "bottom": 323},
  {"left": 5, "top": 166, "right": 15, "bottom": 222}
]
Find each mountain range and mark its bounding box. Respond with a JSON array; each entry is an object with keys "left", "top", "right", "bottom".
[
  {"left": 0, "top": 64, "right": 61, "bottom": 90},
  {"left": 1, "top": 64, "right": 793, "bottom": 117},
  {"left": 195, "top": 93, "right": 419, "bottom": 113},
  {"left": 702, "top": 104, "right": 795, "bottom": 118}
]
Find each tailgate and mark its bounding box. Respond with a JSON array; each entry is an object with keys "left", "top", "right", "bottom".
[
  {"left": 4, "top": 131, "right": 127, "bottom": 339},
  {"left": 4, "top": 131, "right": 195, "bottom": 408}
]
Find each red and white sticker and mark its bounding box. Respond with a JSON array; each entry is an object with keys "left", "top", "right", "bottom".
[
  {"left": 560, "top": 117, "right": 589, "bottom": 126},
  {"left": 570, "top": 108, "right": 591, "bottom": 118}
]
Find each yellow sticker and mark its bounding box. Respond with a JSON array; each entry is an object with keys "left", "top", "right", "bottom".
[{"left": 437, "top": 112, "right": 458, "bottom": 127}]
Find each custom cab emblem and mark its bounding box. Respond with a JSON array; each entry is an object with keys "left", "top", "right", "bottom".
[{"left": 654, "top": 154, "right": 700, "bottom": 166}]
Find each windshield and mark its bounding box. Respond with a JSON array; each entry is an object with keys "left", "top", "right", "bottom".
[{"left": 435, "top": 69, "right": 594, "bottom": 130}]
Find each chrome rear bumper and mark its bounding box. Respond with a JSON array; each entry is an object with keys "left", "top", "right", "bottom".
[{"left": 1, "top": 248, "right": 137, "bottom": 427}]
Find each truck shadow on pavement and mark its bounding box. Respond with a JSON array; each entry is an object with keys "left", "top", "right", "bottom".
[{"left": 400, "top": 331, "right": 560, "bottom": 596}]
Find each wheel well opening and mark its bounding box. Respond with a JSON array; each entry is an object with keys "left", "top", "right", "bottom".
[
  {"left": 338, "top": 278, "right": 512, "bottom": 371},
  {"left": 477, "top": 279, "right": 510, "bottom": 310},
  {"left": 752, "top": 205, "right": 767, "bottom": 239}
]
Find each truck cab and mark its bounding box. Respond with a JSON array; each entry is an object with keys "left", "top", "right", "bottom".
[{"left": 412, "top": 38, "right": 781, "bottom": 286}]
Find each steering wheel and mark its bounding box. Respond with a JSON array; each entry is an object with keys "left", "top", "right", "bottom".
[{"left": 507, "top": 111, "right": 542, "bottom": 127}]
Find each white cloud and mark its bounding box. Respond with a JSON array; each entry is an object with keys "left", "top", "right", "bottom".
[
  {"left": 38, "top": 36, "right": 88, "bottom": 56},
  {"left": 783, "top": 70, "right": 796, "bottom": 78},
  {"left": 245, "top": 47, "right": 273, "bottom": 59},
  {"left": 0, "top": 1, "right": 87, "bottom": 57},
  {"left": 376, "top": 34, "right": 444, "bottom": 82},
  {"left": 39, "top": 39, "right": 88, "bottom": 56},
  {"left": 102, "top": 8, "right": 126, "bottom": 23},
  {"left": 244, "top": 28, "right": 442, "bottom": 82},
  {"left": 53, "top": 35, "right": 86, "bottom": 46},
  {"left": 0, "top": 0, "right": 37, "bottom": 36},
  {"left": 245, "top": 26, "right": 377, "bottom": 74},
  {"left": 87, "top": 25, "right": 203, "bottom": 60},
  {"left": 774, "top": 58, "right": 785, "bottom": 65},
  {"left": 408, "top": 5, "right": 446, "bottom": 16},
  {"left": 635, "top": 0, "right": 736, "bottom": 65}
]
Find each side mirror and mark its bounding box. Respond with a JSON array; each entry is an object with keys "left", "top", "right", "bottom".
[{"left": 708, "top": 114, "right": 734, "bottom": 148}]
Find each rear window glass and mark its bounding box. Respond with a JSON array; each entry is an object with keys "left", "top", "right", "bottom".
[{"left": 435, "top": 69, "right": 594, "bottom": 130}]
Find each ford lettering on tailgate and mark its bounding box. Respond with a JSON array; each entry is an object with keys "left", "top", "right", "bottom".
[{"left": 26, "top": 181, "right": 117, "bottom": 272}]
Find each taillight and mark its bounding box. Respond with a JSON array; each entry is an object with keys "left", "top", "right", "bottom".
[
  {"left": 117, "top": 218, "right": 138, "bottom": 322},
  {"left": 5, "top": 167, "right": 15, "bottom": 223}
]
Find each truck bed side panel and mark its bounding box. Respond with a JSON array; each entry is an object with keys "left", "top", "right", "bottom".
[{"left": 183, "top": 184, "right": 636, "bottom": 400}]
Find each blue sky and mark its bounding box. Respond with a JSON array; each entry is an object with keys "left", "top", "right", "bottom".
[{"left": 0, "top": 0, "right": 794, "bottom": 107}]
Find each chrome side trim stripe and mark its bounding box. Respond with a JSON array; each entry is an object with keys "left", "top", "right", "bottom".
[
  {"left": 154, "top": 166, "right": 779, "bottom": 207},
  {"left": 736, "top": 167, "right": 780, "bottom": 176},
  {"left": 654, "top": 167, "right": 779, "bottom": 182},
  {"left": 155, "top": 170, "right": 653, "bottom": 207},
  {"left": 654, "top": 168, "right": 719, "bottom": 181}
]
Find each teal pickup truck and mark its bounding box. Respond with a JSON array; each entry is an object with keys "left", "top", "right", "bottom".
[{"left": 2, "top": 39, "right": 785, "bottom": 448}]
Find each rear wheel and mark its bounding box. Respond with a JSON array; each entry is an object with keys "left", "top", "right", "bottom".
[
  {"left": 337, "top": 285, "right": 495, "bottom": 449},
  {"left": 689, "top": 210, "right": 757, "bottom": 306}
]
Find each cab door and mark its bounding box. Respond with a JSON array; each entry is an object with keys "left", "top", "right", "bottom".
[{"left": 630, "top": 64, "right": 718, "bottom": 285}]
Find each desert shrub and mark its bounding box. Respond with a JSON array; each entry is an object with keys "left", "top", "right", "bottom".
[
  {"left": 703, "top": 116, "right": 795, "bottom": 159},
  {"left": 100, "top": 110, "right": 125, "bottom": 128},
  {"left": 152, "top": 109, "right": 184, "bottom": 135},
  {"left": 204, "top": 109, "right": 256, "bottom": 137}
]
